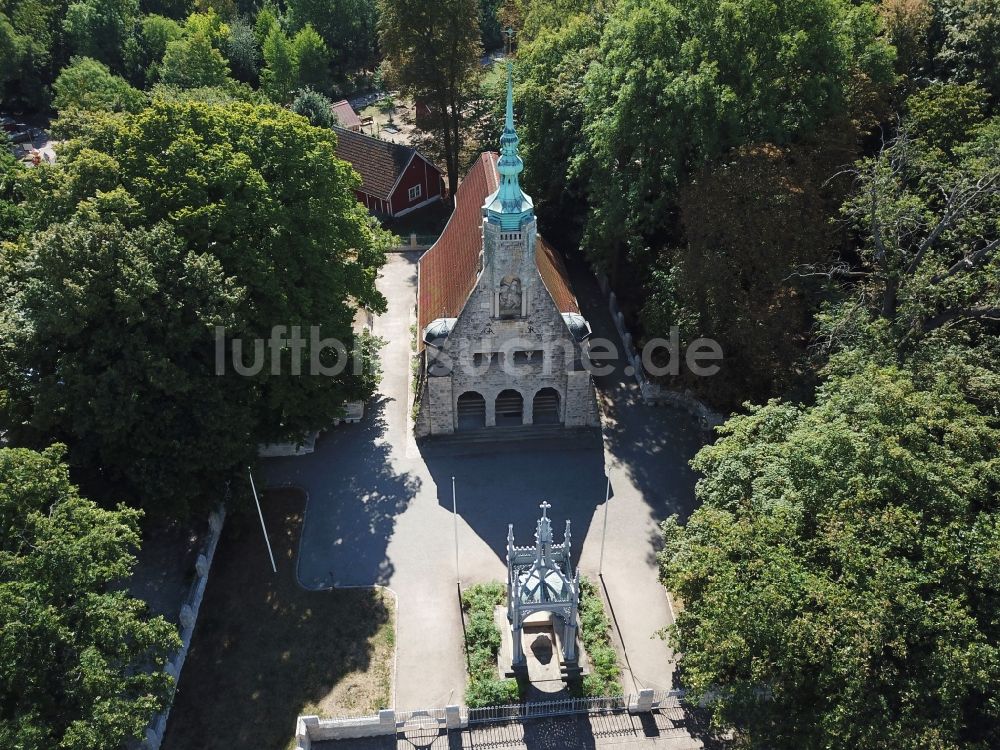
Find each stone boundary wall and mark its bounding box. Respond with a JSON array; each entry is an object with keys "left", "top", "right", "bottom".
[
  {"left": 143, "top": 506, "right": 227, "bottom": 750},
  {"left": 593, "top": 269, "right": 724, "bottom": 433},
  {"left": 295, "top": 710, "right": 398, "bottom": 749}
]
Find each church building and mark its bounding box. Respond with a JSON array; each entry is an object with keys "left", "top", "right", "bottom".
[{"left": 415, "top": 65, "right": 599, "bottom": 437}]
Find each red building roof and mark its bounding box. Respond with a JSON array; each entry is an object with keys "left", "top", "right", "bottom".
[
  {"left": 330, "top": 100, "right": 362, "bottom": 130},
  {"left": 333, "top": 126, "right": 428, "bottom": 201},
  {"left": 418, "top": 152, "right": 581, "bottom": 346}
]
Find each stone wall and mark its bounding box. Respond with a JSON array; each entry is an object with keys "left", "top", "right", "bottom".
[
  {"left": 295, "top": 711, "right": 398, "bottom": 749},
  {"left": 142, "top": 506, "right": 227, "bottom": 750}
]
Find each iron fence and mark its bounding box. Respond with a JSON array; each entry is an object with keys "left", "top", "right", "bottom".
[{"left": 465, "top": 695, "right": 628, "bottom": 725}]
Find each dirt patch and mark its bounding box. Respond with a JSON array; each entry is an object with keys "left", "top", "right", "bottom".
[{"left": 162, "top": 488, "right": 395, "bottom": 750}]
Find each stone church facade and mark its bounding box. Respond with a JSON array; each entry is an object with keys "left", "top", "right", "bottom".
[{"left": 415, "top": 66, "right": 599, "bottom": 437}]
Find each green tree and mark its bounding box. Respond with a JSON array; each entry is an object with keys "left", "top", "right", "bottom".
[
  {"left": 0, "top": 13, "right": 26, "bottom": 95},
  {"left": 260, "top": 24, "right": 298, "bottom": 102},
  {"left": 879, "top": 0, "right": 934, "bottom": 81},
  {"left": 159, "top": 30, "right": 231, "bottom": 87},
  {"left": 291, "top": 22, "right": 328, "bottom": 91},
  {"left": 933, "top": 0, "right": 1000, "bottom": 102},
  {"left": 285, "top": 0, "right": 377, "bottom": 71},
  {"left": 0, "top": 444, "right": 180, "bottom": 749},
  {"left": 641, "top": 134, "right": 857, "bottom": 409},
  {"left": 225, "top": 14, "right": 260, "bottom": 82},
  {"left": 138, "top": 13, "right": 185, "bottom": 80},
  {"left": 52, "top": 56, "right": 146, "bottom": 112},
  {"left": 291, "top": 86, "right": 333, "bottom": 127},
  {"left": 253, "top": 2, "right": 279, "bottom": 43},
  {"left": 0, "top": 149, "right": 24, "bottom": 243},
  {"left": 515, "top": 11, "right": 600, "bottom": 215},
  {"left": 578, "top": 0, "right": 894, "bottom": 275},
  {"left": 478, "top": 0, "right": 503, "bottom": 50},
  {"left": 904, "top": 81, "right": 989, "bottom": 155},
  {"left": 2, "top": 98, "right": 389, "bottom": 515},
  {"left": 378, "top": 0, "right": 481, "bottom": 199},
  {"left": 834, "top": 115, "right": 1000, "bottom": 353},
  {"left": 660, "top": 362, "right": 1000, "bottom": 749},
  {"left": 62, "top": 0, "right": 140, "bottom": 70}
]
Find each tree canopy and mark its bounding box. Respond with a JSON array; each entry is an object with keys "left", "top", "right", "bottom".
[
  {"left": 0, "top": 444, "right": 179, "bottom": 749},
  {"left": 1, "top": 98, "right": 389, "bottom": 515},
  {"left": 660, "top": 362, "right": 1000, "bottom": 749},
  {"left": 52, "top": 56, "right": 146, "bottom": 112},
  {"left": 378, "top": 0, "right": 482, "bottom": 198}
]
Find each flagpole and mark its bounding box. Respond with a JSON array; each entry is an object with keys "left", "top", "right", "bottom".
[
  {"left": 452, "top": 476, "right": 460, "bottom": 585},
  {"left": 599, "top": 476, "right": 611, "bottom": 577},
  {"left": 248, "top": 467, "right": 277, "bottom": 573}
]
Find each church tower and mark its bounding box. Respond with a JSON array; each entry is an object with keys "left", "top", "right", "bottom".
[
  {"left": 480, "top": 63, "right": 537, "bottom": 320},
  {"left": 414, "top": 58, "right": 599, "bottom": 437}
]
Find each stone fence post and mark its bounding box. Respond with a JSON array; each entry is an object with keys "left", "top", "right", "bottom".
[
  {"left": 445, "top": 704, "right": 463, "bottom": 730},
  {"left": 296, "top": 715, "right": 318, "bottom": 750},
  {"left": 629, "top": 689, "right": 656, "bottom": 714},
  {"left": 378, "top": 709, "right": 396, "bottom": 732}
]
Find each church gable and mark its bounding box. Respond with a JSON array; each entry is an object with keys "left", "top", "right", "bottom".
[{"left": 414, "top": 61, "right": 599, "bottom": 437}]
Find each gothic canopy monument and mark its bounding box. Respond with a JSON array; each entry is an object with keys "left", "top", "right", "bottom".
[
  {"left": 415, "top": 64, "right": 600, "bottom": 436},
  {"left": 506, "top": 502, "right": 581, "bottom": 674}
]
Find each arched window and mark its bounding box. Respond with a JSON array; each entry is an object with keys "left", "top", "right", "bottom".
[
  {"left": 495, "top": 389, "right": 524, "bottom": 426},
  {"left": 456, "top": 391, "right": 486, "bottom": 430},
  {"left": 533, "top": 388, "right": 561, "bottom": 425}
]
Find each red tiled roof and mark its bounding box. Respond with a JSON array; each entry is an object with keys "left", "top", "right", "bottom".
[
  {"left": 536, "top": 234, "right": 581, "bottom": 316},
  {"left": 331, "top": 100, "right": 362, "bottom": 130},
  {"left": 418, "top": 152, "right": 580, "bottom": 348},
  {"left": 333, "top": 126, "right": 423, "bottom": 200}
]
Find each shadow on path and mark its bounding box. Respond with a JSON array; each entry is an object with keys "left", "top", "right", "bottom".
[
  {"left": 264, "top": 398, "right": 422, "bottom": 588},
  {"left": 420, "top": 434, "right": 608, "bottom": 566},
  {"left": 562, "top": 248, "right": 704, "bottom": 557}
]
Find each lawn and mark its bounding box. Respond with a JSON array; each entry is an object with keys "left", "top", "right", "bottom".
[{"left": 162, "top": 488, "right": 395, "bottom": 750}]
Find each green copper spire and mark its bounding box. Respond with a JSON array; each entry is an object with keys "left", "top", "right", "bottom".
[{"left": 484, "top": 61, "right": 533, "bottom": 230}]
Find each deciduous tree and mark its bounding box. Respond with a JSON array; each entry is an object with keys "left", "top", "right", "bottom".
[
  {"left": 260, "top": 24, "right": 298, "bottom": 102},
  {"left": 580, "top": 0, "right": 894, "bottom": 275},
  {"left": 2, "top": 99, "right": 390, "bottom": 514},
  {"left": 660, "top": 363, "right": 1000, "bottom": 750},
  {"left": 0, "top": 444, "right": 180, "bottom": 749},
  {"left": 53, "top": 56, "right": 146, "bottom": 112},
  {"left": 159, "top": 30, "right": 231, "bottom": 87},
  {"left": 378, "top": 0, "right": 481, "bottom": 199},
  {"left": 291, "top": 23, "right": 329, "bottom": 91}
]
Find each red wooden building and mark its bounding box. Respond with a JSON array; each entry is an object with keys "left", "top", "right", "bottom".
[{"left": 332, "top": 126, "right": 444, "bottom": 218}]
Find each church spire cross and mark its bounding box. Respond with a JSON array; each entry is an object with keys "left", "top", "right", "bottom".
[{"left": 535, "top": 501, "right": 553, "bottom": 547}]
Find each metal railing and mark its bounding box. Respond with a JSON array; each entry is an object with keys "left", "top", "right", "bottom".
[
  {"left": 465, "top": 695, "right": 628, "bottom": 726},
  {"left": 395, "top": 707, "right": 448, "bottom": 728}
]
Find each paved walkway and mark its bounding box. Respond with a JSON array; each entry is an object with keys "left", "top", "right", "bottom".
[{"left": 263, "top": 251, "right": 704, "bottom": 710}]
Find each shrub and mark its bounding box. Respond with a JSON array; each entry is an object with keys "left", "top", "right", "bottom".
[
  {"left": 462, "top": 582, "right": 518, "bottom": 707},
  {"left": 576, "top": 578, "right": 623, "bottom": 696}
]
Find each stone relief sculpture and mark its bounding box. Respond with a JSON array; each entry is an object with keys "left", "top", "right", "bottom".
[{"left": 499, "top": 275, "right": 522, "bottom": 318}]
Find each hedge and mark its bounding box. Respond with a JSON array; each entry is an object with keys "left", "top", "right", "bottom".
[
  {"left": 461, "top": 582, "right": 520, "bottom": 707},
  {"left": 577, "top": 577, "right": 623, "bottom": 696}
]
